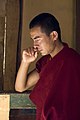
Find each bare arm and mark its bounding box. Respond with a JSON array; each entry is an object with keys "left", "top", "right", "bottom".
[{"left": 15, "top": 47, "right": 40, "bottom": 92}]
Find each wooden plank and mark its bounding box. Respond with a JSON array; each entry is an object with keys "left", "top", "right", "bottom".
[
  {"left": 10, "top": 109, "right": 36, "bottom": 120},
  {"left": 0, "top": 94, "right": 10, "bottom": 120},
  {"left": 0, "top": 0, "right": 6, "bottom": 90},
  {"left": 0, "top": 17, "right": 4, "bottom": 90},
  {"left": 4, "top": 0, "right": 20, "bottom": 91}
]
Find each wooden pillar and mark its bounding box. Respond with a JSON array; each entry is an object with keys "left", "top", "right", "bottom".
[
  {"left": 0, "top": 95, "right": 10, "bottom": 120},
  {"left": 0, "top": 17, "right": 4, "bottom": 90},
  {"left": 4, "top": 0, "right": 20, "bottom": 91},
  {"left": 0, "top": 0, "right": 6, "bottom": 90}
]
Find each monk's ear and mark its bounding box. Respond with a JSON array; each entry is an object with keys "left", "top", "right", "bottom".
[{"left": 50, "top": 31, "right": 58, "bottom": 41}]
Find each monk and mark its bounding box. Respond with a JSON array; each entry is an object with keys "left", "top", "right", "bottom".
[{"left": 15, "top": 13, "right": 80, "bottom": 120}]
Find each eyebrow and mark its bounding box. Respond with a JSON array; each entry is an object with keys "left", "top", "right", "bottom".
[{"left": 33, "top": 36, "right": 40, "bottom": 40}]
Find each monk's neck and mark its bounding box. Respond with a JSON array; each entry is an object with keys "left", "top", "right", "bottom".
[{"left": 50, "top": 42, "right": 64, "bottom": 58}]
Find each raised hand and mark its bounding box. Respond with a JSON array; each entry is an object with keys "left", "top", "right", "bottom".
[{"left": 22, "top": 47, "right": 38, "bottom": 63}]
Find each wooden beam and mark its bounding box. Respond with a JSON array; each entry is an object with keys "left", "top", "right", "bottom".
[
  {"left": 0, "top": 94, "right": 10, "bottom": 120},
  {"left": 4, "top": 0, "right": 20, "bottom": 91},
  {"left": 0, "top": 0, "right": 6, "bottom": 90}
]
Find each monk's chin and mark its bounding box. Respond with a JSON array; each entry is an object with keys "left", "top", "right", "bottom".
[{"left": 41, "top": 52, "right": 48, "bottom": 56}]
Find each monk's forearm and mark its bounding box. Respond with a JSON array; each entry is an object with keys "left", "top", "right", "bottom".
[{"left": 15, "top": 60, "right": 30, "bottom": 92}]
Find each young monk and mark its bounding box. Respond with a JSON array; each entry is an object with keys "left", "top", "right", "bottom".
[{"left": 15, "top": 13, "right": 80, "bottom": 120}]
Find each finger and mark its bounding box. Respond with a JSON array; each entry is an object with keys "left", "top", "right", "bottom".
[
  {"left": 26, "top": 47, "right": 33, "bottom": 56},
  {"left": 30, "top": 47, "right": 35, "bottom": 56},
  {"left": 23, "top": 49, "right": 29, "bottom": 55},
  {"left": 34, "top": 51, "right": 38, "bottom": 58},
  {"left": 33, "top": 46, "right": 38, "bottom": 52}
]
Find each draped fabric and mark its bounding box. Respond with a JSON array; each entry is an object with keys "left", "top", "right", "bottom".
[{"left": 29, "top": 43, "right": 80, "bottom": 120}]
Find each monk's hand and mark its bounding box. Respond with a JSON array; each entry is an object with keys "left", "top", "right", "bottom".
[{"left": 22, "top": 47, "right": 38, "bottom": 63}]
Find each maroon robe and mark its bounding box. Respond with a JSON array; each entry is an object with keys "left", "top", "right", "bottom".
[{"left": 29, "top": 43, "right": 80, "bottom": 120}]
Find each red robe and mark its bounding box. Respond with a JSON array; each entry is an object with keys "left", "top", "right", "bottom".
[{"left": 29, "top": 43, "right": 80, "bottom": 120}]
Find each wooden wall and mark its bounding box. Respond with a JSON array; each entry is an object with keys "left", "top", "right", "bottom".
[
  {"left": 0, "top": 0, "right": 6, "bottom": 90},
  {"left": 0, "top": 0, "right": 20, "bottom": 91},
  {"left": 4, "top": 0, "right": 20, "bottom": 91}
]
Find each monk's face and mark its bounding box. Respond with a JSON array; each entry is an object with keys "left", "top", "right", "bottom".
[{"left": 30, "top": 26, "right": 56, "bottom": 56}]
